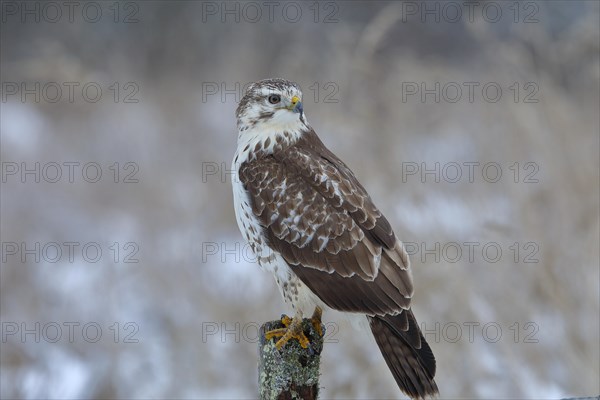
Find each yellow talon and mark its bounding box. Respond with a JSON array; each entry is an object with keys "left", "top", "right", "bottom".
[
  {"left": 311, "top": 306, "right": 324, "bottom": 337},
  {"left": 281, "top": 315, "right": 293, "bottom": 327},
  {"left": 264, "top": 308, "right": 325, "bottom": 350},
  {"left": 265, "top": 313, "right": 310, "bottom": 350}
]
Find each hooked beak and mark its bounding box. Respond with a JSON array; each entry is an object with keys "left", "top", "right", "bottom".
[{"left": 289, "top": 95, "right": 303, "bottom": 115}]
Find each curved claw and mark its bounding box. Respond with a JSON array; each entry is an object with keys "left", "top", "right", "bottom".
[
  {"left": 265, "top": 308, "right": 324, "bottom": 351},
  {"left": 311, "top": 306, "right": 324, "bottom": 337},
  {"left": 265, "top": 312, "right": 310, "bottom": 349}
]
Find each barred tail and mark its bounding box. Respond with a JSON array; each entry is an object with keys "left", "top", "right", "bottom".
[{"left": 369, "top": 310, "right": 438, "bottom": 399}]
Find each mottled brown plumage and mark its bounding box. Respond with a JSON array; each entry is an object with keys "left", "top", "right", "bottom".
[{"left": 232, "top": 78, "right": 438, "bottom": 398}]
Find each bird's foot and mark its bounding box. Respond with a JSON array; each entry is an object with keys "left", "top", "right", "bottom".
[
  {"left": 265, "top": 312, "right": 310, "bottom": 350},
  {"left": 310, "top": 306, "right": 324, "bottom": 337}
]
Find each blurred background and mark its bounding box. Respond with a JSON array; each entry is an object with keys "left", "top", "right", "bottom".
[{"left": 1, "top": 1, "right": 599, "bottom": 398}]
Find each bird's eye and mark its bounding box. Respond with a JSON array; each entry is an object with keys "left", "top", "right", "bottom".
[{"left": 268, "top": 94, "right": 281, "bottom": 104}]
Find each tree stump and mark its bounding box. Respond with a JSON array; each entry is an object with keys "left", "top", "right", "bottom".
[{"left": 258, "top": 318, "right": 324, "bottom": 400}]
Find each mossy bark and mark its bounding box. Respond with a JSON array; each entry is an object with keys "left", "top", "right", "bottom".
[{"left": 258, "top": 319, "right": 324, "bottom": 400}]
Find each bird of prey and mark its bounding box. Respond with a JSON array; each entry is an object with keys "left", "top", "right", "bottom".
[{"left": 232, "top": 78, "right": 438, "bottom": 398}]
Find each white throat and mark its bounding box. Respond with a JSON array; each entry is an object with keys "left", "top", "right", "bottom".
[{"left": 233, "top": 110, "right": 310, "bottom": 167}]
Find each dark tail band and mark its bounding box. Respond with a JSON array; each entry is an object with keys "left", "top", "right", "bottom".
[{"left": 369, "top": 310, "right": 438, "bottom": 399}]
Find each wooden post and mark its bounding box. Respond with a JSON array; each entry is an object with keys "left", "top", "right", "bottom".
[{"left": 258, "top": 318, "right": 324, "bottom": 400}]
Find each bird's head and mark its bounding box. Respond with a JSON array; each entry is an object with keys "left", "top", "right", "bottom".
[{"left": 235, "top": 78, "right": 310, "bottom": 142}]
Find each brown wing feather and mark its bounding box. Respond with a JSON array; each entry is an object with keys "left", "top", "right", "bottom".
[
  {"left": 369, "top": 312, "right": 438, "bottom": 398},
  {"left": 238, "top": 129, "right": 413, "bottom": 315}
]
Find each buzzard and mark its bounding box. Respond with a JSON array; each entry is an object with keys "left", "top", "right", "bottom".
[{"left": 232, "top": 78, "right": 438, "bottom": 398}]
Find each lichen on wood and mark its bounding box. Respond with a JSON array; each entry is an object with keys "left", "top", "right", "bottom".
[{"left": 258, "top": 318, "right": 324, "bottom": 400}]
